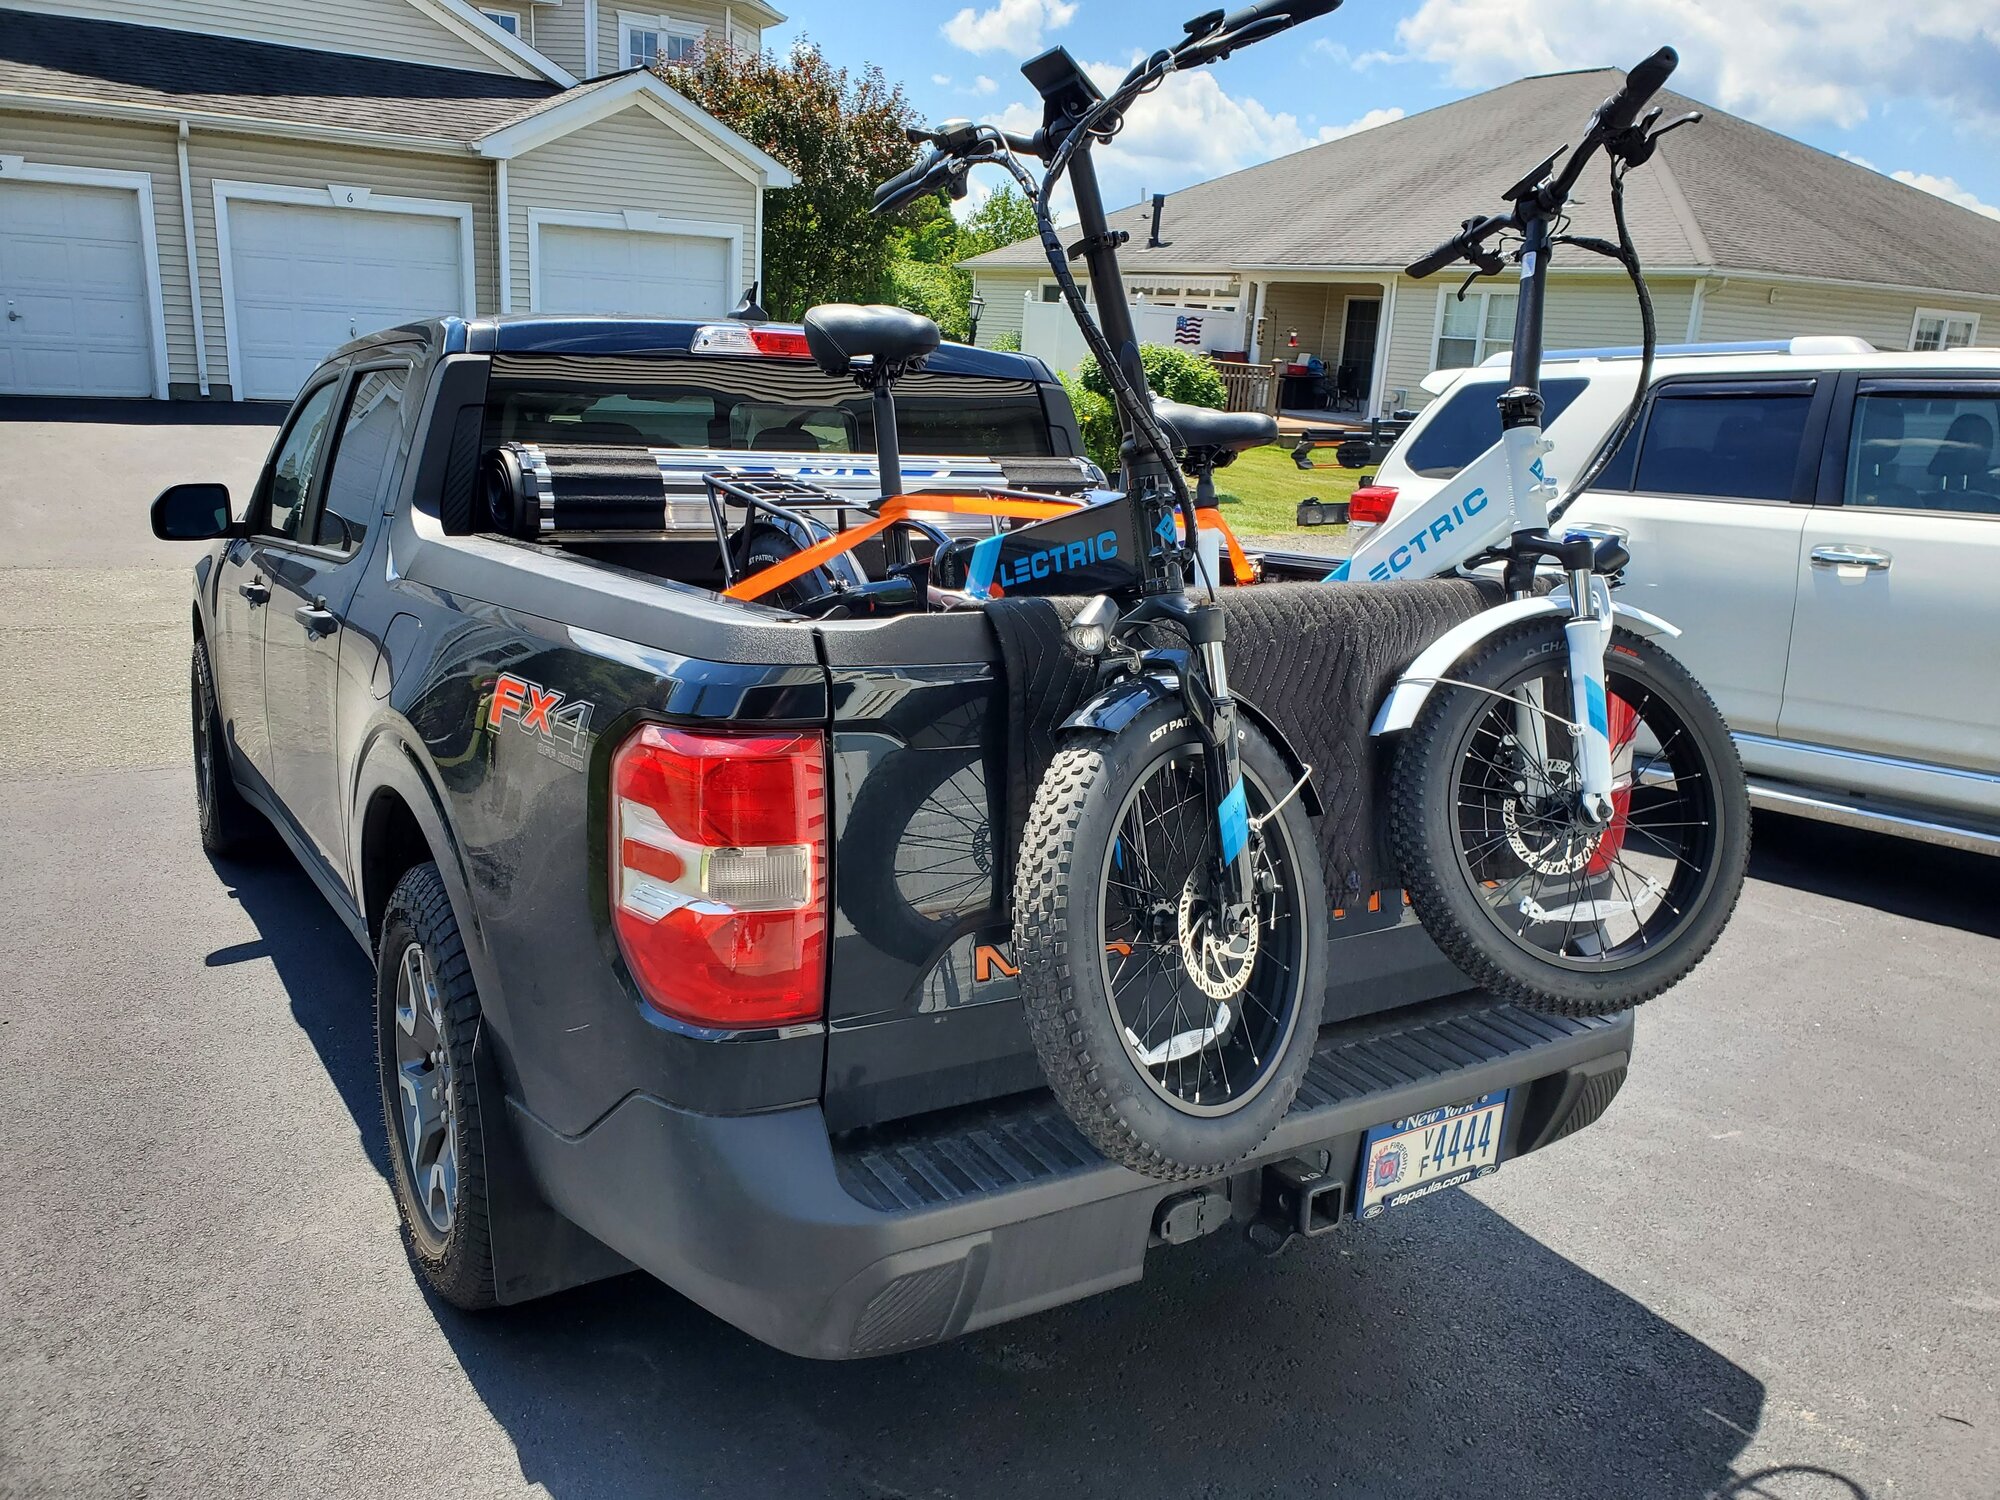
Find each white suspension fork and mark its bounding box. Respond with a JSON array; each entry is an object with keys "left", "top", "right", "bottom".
[{"left": 1564, "top": 572, "right": 1617, "bottom": 823}]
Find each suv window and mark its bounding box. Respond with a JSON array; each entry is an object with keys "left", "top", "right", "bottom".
[
  {"left": 1403, "top": 376, "right": 1588, "bottom": 478},
  {"left": 263, "top": 381, "right": 342, "bottom": 542},
  {"left": 316, "top": 364, "right": 413, "bottom": 551},
  {"left": 1846, "top": 388, "right": 2000, "bottom": 516},
  {"left": 1598, "top": 382, "right": 1814, "bottom": 501},
  {"left": 482, "top": 356, "right": 1055, "bottom": 459}
]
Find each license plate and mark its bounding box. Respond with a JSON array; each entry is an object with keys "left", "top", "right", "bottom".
[{"left": 1355, "top": 1091, "right": 1509, "bottom": 1220}]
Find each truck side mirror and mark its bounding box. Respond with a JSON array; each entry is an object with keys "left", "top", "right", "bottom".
[{"left": 151, "top": 482, "right": 235, "bottom": 541}]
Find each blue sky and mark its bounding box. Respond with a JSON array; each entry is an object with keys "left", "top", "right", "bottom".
[{"left": 764, "top": 0, "right": 2000, "bottom": 225}]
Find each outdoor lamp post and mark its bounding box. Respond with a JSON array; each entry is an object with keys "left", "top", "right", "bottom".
[{"left": 966, "top": 293, "right": 986, "bottom": 346}]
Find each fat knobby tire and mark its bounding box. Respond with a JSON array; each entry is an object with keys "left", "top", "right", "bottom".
[
  {"left": 1389, "top": 621, "right": 1750, "bottom": 1017},
  {"left": 376, "top": 863, "right": 499, "bottom": 1310},
  {"left": 1013, "top": 702, "right": 1328, "bottom": 1179}
]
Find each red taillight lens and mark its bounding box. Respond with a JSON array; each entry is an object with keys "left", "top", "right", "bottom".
[
  {"left": 609, "top": 725, "right": 827, "bottom": 1029},
  {"left": 1349, "top": 484, "right": 1399, "bottom": 525},
  {"left": 749, "top": 327, "right": 813, "bottom": 358}
]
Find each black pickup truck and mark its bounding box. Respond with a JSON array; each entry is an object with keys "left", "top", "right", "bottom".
[{"left": 153, "top": 314, "right": 1634, "bottom": 1359}]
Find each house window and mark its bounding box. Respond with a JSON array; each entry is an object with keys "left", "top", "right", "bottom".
[
  {"left": 1911, "top": 309, "right": 1978, "bottom": 352},
  {"left": 1434, "top": 289, "right": 1516, "bottom": 370},
  {"left": 480, "top": 7, "right": 520, "bottom": 34},
  {"left": 623, "top": 14, "right": 703, "bottom": 68}
]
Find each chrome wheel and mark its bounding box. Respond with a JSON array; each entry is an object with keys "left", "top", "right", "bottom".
[{"left": 392, "top": 941, "right": 458, "bottom": 1238}]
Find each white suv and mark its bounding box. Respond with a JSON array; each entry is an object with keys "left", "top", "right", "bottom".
[{"left": 1365, "top": 339, "right": 2000, "bottom": 853}]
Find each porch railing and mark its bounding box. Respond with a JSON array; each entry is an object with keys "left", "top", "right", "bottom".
[{"left": 1208, "top": 357, "right": 1286, "bottom": 419}]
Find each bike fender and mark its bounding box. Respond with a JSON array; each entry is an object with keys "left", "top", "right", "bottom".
[
  {"left": 1370, "top": 597, "right": 1682, "bottom": 736},
  {"left": 1060, "top": 672, "right": 1179, "bottom": 737}
]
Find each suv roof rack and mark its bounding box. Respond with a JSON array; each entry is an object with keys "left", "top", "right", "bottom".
[{"left": 1479, "top": 335, "right": 1878, "bottom": 366}]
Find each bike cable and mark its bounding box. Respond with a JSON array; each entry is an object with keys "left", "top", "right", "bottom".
[{"left": 1547, "top": 158, "right": 1655, "bottom": 525}]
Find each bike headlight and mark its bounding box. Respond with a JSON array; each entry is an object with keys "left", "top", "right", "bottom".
[{"left": 1066, "top": 595, "right": 1120, "bottom": 657}]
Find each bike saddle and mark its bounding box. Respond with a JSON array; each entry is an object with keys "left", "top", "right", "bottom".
[
  {"left": 802, "top": 304, "right": 941, "bottom": 377},
  {"left": 1152, "top": 399, "right": 1277, "bottom": 460}
]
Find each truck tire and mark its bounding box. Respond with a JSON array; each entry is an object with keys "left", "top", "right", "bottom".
[
  {"left": 1014, "top": 702, "right": 1328, "bottom": 1180},
  {"left": 191, "top": 637, "right": 270, "bottom": 857},
  {"left": 376, "top": 863, "right": 498, "bottom": 1309},
  {"left": 1390, "top": 621, "right": 1749, "bottom": 1016}
]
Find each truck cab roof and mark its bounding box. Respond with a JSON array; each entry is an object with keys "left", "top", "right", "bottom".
[{"left": 324, "top": 313, "right": 1056, "bottom": 383}]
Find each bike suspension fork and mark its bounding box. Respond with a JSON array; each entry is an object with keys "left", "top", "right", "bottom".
[
  {"left": 1189, "top": 603, "right": 1256, "bottom": 914},
  {"left": 1564, "top": 571, "right": 1617, "bottom": 824}
]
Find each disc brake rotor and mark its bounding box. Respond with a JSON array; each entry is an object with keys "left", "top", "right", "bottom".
[
  {"left": 1178, "top": 871, "right": 1259, "bottom": 1001},
  {"left": 1500, "top": 757, "right": 1597, "bottom": 875}
]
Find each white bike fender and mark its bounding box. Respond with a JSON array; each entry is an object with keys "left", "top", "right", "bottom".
[
  {"left": 1368, "top": 598, "right": 1683, "bottom": 736},
  {"left": 1370, "top": 597, "right": 1562, "bottom": 736}
]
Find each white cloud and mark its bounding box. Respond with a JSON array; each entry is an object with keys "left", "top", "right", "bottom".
[
  {"left": 983, "top": 70, "right": 1406, "bottom": 223},
  {"left": 972, "top": 75, "right": 999, "bottom": 96},
  {"left": 942, "top": 0, "right": 1076, "bottom": 56},
  {"left": 932, "top": 73, "right": 953, "bottom": 87},
  {"left": 1310, "top": 38, "right": 1349, "bottom": 64},
  {"left": 1394, "top": 0, "right": 2000, "bottom": 132},
  {"left": 1891, "top": 170, "right": 2000, "bottom": 221}
]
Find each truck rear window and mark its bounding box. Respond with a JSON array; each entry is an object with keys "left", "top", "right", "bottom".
[
  {"left": 1402, "top": 376, "right": 1589, "bottom": 478},
  {"left": 484, "top": 353, "right": 1054, "bottom": 457}
]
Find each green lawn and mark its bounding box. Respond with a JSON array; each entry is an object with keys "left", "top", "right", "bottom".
[{"left": 1210, "top": 443, "right": 1368, "bottom": 534}]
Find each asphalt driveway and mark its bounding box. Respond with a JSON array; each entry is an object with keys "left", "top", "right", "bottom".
[{"left": 0, "top": 407, "right": 1994, "bottom": 1500}]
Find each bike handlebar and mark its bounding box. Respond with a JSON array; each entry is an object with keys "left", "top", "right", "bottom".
[
  {"left": 871, "top": 146, "right": 959, "bottom": 215},
  {"left": 1404, "top": 46, "right": 1678, "bottom": 277}
]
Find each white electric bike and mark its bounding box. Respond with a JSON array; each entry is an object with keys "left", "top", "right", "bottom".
[{"left": 1348, "top": 45, "right": 1750, "bottom": 1015}]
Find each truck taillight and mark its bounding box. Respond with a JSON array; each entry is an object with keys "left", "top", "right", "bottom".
[
  {"left": 1349, "top": 484, "right": 1399, "bottom": 527},
  {"left": 609, "top": 725, "right": 827, "bottom": 1029}
]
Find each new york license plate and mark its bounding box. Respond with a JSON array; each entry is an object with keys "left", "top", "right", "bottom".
[{"left": 1356, "top": 1091, "right": 1509, "bottom": 1220}]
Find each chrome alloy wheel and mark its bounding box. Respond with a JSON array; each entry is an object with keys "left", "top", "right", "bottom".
[{"left": 392, "top": 941, "right": 458, "bottom": 1237}]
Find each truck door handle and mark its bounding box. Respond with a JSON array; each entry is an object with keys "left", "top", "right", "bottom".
[
  {"left": 295, "top": 601, "right": 339, "bottom": 635},
  {"left": 239, "top": 580, "right": 269, "bottom": 604},
  {"left": 1810, "top": 544, "right": 1891, "bottom": 572}
]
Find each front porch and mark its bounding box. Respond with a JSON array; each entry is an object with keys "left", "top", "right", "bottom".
[{"left": 1245, "top": 276, "right": 1398, "bottom": 418}]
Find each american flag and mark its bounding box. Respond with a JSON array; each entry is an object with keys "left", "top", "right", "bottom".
[{"left": 1173, "top": 314, "right": 1204, "bottom": 346}]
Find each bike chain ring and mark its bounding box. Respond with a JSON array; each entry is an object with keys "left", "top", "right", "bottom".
[
  {"left": 1178, "top": 871, "right": 1259, "bottom": 1001},
  {"left": 1500, "top": 757, "right": 1597, "bottom": 875}
]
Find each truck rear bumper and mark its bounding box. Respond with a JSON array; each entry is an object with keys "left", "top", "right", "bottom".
[{"left": 507, "top": 995, "right": 1634, "bottom": 1359}]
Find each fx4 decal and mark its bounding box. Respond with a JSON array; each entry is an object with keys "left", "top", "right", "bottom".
[{"left": 488, "top": 672, "right": 594, "bottom": 770}]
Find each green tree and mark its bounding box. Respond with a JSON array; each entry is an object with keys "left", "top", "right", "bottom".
[
  {"left": 1076, "top": 346, "right": 1228, "bottom": 410},
  {"left": 959, "top": 185, "right": 1037, "bottom": 258},
  {"left": 657, "top": 39, "right": 921, "bottom": 319}
]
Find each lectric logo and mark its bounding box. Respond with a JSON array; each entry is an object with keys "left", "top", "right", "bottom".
[
  {"left": 992, "top": 529, "right": 1121, "bottom": 591},
  {"left": 1365, "top": 486, "right": 1492, "bottom": 582}
]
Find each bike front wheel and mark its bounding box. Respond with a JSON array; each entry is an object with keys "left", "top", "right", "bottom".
[
  {"left": 1014, "top": 701, "right": 1328, "bottom": 1179},
  {"left": 1390, "top": 620, "right": 1750, "bottom": 1016}
]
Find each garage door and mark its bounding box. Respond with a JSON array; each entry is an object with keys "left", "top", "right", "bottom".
[
  {"left": 536, "top": 224, "right": 730, "bottom": 318},
  {"left": 224, "top": 198, "right": 464, "bottom": 400},
  {"left": 0, "top": 178, "right": 156, "bottom": 397}
]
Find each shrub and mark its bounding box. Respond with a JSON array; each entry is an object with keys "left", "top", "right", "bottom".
[
  {"left": 1057, "top": 371, "right": 1118, "bottom": 475},
  {"left": 1075, "top": 344, "right": 1227, "bottom": 411},
  {"left": 991, "top": 330, "right": 1022, "bottom": 352}
]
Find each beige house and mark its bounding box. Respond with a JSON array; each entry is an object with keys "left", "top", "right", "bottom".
[
  {"left": 0, "top": 0, "right": 790, "bottom": 401},
  {"left": 966, "top": 67, "right": 2000, "bottom": 417}
]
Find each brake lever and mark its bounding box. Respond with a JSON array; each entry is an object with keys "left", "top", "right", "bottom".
[{"left": 1607, "top": 109, "right": 1701, "bottom": 168}]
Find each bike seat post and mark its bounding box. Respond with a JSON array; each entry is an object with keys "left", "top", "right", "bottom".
[{"left": 869, "top": 360, "right": 912, "bottom": 567}]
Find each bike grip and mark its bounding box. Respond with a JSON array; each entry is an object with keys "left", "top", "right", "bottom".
[
  {"left": 871, "top": 149, "right": 943, "bottom": 215},
  {"left": 1406, "top": 231, "right": 1473, "bottom": 279},
  {"left": 1215, "top": 0, "right": 1341, "bottom": 35},
  {"left": 1597, "top": 46, "right": 1678, "bottom": 135}
]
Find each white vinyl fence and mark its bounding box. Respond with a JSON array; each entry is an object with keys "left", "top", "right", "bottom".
[{"left": 1020, "top": 295, "right": 1250, "bottom": 374}]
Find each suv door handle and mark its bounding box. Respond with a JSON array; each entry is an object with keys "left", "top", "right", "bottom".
[
  {"left": 1810, "top": 544, "right": 1891, "bottom": 572},
  {"left": 238, "top": 580, "right": 270, "bottom": 604},
  {"left": 295, "top": 601, "right": 339, "bottom": 635}
]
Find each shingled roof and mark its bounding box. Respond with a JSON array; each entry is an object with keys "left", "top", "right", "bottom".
[
  {"left": 968, "top": 67, "right": 2000, "bottom": 299},
  {"left": 0, "top": 6, "right": 562, "bottom": 146}
]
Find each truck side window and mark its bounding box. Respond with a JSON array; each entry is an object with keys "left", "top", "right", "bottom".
[
  {"left": 1632, "top": 385, "right": 1814, "bottom": 502},
  {"left": 263, "top": 381, "right": 342, "bottom": 543},
  {"left": 1845, "top": 391, "right": 2000, "bottom": 517},
  {"left": 317, "top": 365, "right": 413, "bottom": 551}
]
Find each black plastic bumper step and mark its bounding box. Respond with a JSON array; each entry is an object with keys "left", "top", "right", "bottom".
[{"left": 834, "top": 996, "right": 1624, "bottom": 1213}]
